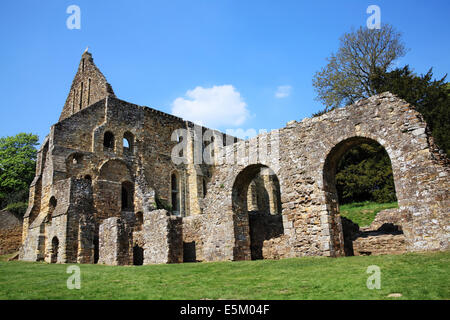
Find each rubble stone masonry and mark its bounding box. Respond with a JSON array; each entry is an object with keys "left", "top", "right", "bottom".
[{"left": 16, "top": 51, "right": 448, "bottom": 265}]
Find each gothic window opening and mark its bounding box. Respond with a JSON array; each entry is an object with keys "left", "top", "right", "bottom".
[
  {"left": 48, "top": 196, "right": 57, "bottom": 223},
  {"left": 123, "top": 132, "right": 134, "bottom": 154},
  {"left": 87, "top": 78, "right": 91, "bottom": 105},
  {"left": 79, "top": 82, "right": 83, "bottom": 110}
]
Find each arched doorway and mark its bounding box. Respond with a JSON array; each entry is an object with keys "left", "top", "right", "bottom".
[
  {"left": 232, "top": 164, "right": 283, "bottom": 260},
  {"left": 323, "top": 137, "right": 400, "bottom": 256},
  {"left": 51, "top": 236, "right": 59, "bottom": 263}
]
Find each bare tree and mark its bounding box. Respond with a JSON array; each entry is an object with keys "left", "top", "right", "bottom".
[{"left": 313, "top": 24, "right": 407, "bottom": 112}]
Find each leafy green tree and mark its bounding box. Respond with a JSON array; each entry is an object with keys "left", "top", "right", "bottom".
[
  {"left": 0, "top": 133, "right": 39, "bottom": 212},
  {"left": 313, "top": 24, "right": 406, "bottom": 114},
  {"left": 336, "top": 142, "right": 397, "bottom": 204},
  {"left": 313, "top": 24, "right": 448, "bottom": 205},
  {"left": 370, "top": 66, "right": 449, "bottom": 155}
]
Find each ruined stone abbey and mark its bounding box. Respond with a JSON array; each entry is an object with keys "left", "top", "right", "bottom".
[{"left": 19, "top": 51, "right": 449, "bottom": 265}]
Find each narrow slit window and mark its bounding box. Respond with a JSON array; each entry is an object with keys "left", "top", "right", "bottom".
[
  {"left": 171, "top": 173, "right": 180, "bottom": 215},
  {"left": 79, "top": 82, "right": 83, "bottom": 110}
]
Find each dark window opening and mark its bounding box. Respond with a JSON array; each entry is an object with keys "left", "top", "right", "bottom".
[
  {"left": 87, "top": 78, "right": 91, "bottom": 105},
  {"left": 79, "top": 82, "right": 83, "bottom": 110},
  {"left": 103, "top": 131, "right": 115, "bottom": 150},
  {"left": 135, "top": 211, "right": 143, "bottom": 231},
  {"left": 171, "top": 173, "right": 180, "bottom": 215},
  {"left": 121, "top": 181, "right": 134, "bottom": 211},
  {"left": 183, "top": 241, "right": 196, "bottom": 262},
  {"left": 51, "top": 237, "right": 59, "bottom": 263},
  {"left": 48, "top": 196, "right": 57, "bottom": 222},
  {"left": 202, "top": 178, "right": 207, "bottom": 198},
  {"left": 93, "top": 235, "right": 99, "bottom": 264},
  {"left": 133, "top": 245, "right": 144, "bottom": 265}
]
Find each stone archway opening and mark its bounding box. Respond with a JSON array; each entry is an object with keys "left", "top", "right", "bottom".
[
  {"left": 323, "top": 137, "right": 402, "bottom": 257},
  {"left": 232, "top": 164, "right": 283, "bottom": 260}
]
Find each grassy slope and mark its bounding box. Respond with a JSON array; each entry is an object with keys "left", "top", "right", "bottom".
[
  {"left": 339, "top": 201, "right": 398, "bottom": 227},
  {"left": 0, "top": 251, "right": 448, "bottom": 300}
]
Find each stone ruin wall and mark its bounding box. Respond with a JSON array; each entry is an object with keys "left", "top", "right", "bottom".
[
  {"left": 16, "top": 51, "right": 449, "bottom": 266},
  {"left": 201, "top": 92, "right": 449, "bottom": 262},
  {"left": 0, "top": 210, "right": 23, "bottom": 255}
]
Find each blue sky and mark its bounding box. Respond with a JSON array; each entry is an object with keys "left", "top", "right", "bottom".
[{"left": 0, "top": 0, "right": 449, "bottom": 143}]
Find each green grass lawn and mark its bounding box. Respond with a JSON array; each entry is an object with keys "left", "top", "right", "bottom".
[
  {"left": 0, "top": 251, "right": 448, "bottom": 300},
  {"left": 339, "top": 201, "right": 398, "bottom": 227}
]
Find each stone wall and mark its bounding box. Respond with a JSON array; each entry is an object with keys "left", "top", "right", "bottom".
[
  {"left": 98, "top": 217, "right": 132, "bottom": 265},
  {"left": 19, "top": 51, "right": 449, "bottom": 266},
  {"left": 203, "top": 92, "right": 449, "bottom": 263},
  {"left": 0, "top": 210, "right": 23, "bottom": 255},
  {"left": 369, "top": 208, "right": 404, "bottom": 231},
  {"left": 353, "top": 233, "right": 407, "bottom": 256},
  {"left": 248, "top": 212, "right": 284, "bottom": 260},
  {"left": 143, "top": 210, "right": 183, "bottom": 264},
  {"left": 19, "top": 178, "right": 93, "bottom": 263},
  {"left": 182, "top": 215, "right": 206, "bottom": 262}
]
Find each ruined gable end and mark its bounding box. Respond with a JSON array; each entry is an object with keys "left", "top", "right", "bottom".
[{"left": 59, "top": 50, "right": 116, "bottom": 121}]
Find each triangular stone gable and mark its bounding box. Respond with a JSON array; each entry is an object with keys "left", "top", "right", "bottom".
[{"left": 59, "top": 50, "right": 115, "bottom": 121}]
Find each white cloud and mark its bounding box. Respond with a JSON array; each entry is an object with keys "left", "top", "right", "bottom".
[
  {"left": 171, "top": 85, "right": 249, "bottom": 128},
  {"left": 225, "top": 128, "right": 257, "bottom": 140},
  {"left": 275, "top": 85, "right": 292, "bottom": 98}
]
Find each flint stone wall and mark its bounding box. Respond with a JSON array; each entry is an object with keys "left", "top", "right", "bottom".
[
  {"left": 143, "top": 210, "right": 183, "bottom": 264},
  {"left": 98, "top": 217, "right": 132, "bottom": 265},
  {"left": 202, "top": 92, "right": 449, "bottom": 262},
  {"left": 19, "top": 178, "right": 93, "bottom": 263},
  {"left": 182, "top": 215, "right": 207, "bottom": 262},
  {"left": 0, "top": 210, "right": 23, "bottom": 255},
  {"left": 369, "top": 208, "right": 404, "bottom": 231},
  {"left": 18, "top": 49, "right": 449, "bottom": 266},
  {"left": 353, "top": 233, "right": 407, "bottom": 256}
]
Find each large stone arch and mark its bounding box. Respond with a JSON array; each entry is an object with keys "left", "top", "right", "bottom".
[
  {"left": 231, "top": 164, "right": 284, "bottom": 261},
  {"left": 98, "top": 158, "right": 134, "bottom": 182},
  {"left": 308, "top": 96, "right": 449, "bottom": 253},
  {"left": 205, "top": 93, "right": 448, "bottom": 260},
  {"left": 95, "top": 158, "right": 134, "bottom": 220},
  {"left": 321, "top": 136, "right": 400, "bottom": 256}
]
